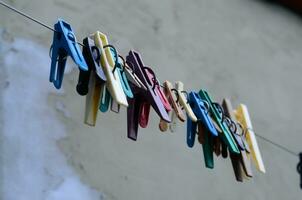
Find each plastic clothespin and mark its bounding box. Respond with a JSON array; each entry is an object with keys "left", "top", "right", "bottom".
[
  {"left": 99, "top": 86, "right": 111, "bottom": 113},
  {"left": 109, "top": 48, "right": 133, "bottom": 98},
  {"left": 187, "top": 92, "right": 218, "bottom": 147},
  {"left": 106, "top": 47, "right": 134, "bottom": 114},
  {"left": 49, "top": 19, "right": 88, "bottom": 89},
  {"left": 126, "top": 50, "right": 171, "bottom": 141},
  {"left": 76, "top": 37, "right": 106, "bottom": 96},
  {"left": 199, "top": 90, "right": 240, "bottom": 154},
  {"left": 159, "top": 81, "right": 185, "bottom": 132},
  {"left": 92, "top": 31, "right": 128, "bottom": 107},
  {"left": 139, "top": 69, "right": 172, "bottom": 128},
  {"left": 197, "top": 121, "right": 215, "bottom": 168},
  {"left": 222, "top": 99, "right": 253, "bottom": 182},
  {"left": 75, "top": 37, "right": 107, "bottom": 126},
  {"left": 175, "top": 82, "right": 198, "bottom": 122},
  {"left": 186, "top": 92, "right": 218, "bottom": 169},
  {"left": 234, "top": 104, "right": 266, "bottom": 173}
]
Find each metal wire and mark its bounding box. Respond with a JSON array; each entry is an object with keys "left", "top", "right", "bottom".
[
  {"left": 0, "top": 0, "right": 299, "bottom": 158},
  {"left": 0, "top": 0, "right": 84, "bottom": 46}
]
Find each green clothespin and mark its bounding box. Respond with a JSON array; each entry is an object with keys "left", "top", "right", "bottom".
[{"left": 199, "top": 90, "right": 240, "bottom": 154}]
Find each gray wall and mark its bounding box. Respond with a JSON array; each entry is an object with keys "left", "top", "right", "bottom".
[{"left": 1, "top": 0, "right": 301, "bottom": 199}]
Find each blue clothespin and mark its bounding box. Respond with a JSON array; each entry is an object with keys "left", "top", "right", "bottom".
[
  {"left": 49, "top": 19, "right": 88, "bottom": 89},
  {"left": 187, "top": 92, "right": 218, "bottom": 148}
]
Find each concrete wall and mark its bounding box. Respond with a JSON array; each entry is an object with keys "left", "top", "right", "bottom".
[{"left": 1, "top": 0, "right": 301, "bottom": 199}]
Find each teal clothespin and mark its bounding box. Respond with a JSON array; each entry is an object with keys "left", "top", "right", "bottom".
[
  {"left": 99, "top": 86, "right": 111, "bottom": 112},
  {"left": 199, "top": 90, "right": 240, "bottom": 154},
  {"left": 110, "top": 48, "right": 133, "bottom": 98}
]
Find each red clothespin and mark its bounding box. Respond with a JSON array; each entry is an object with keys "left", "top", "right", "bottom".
[{"left": 126, "top": 50, "right": 171, "bottom": 140}]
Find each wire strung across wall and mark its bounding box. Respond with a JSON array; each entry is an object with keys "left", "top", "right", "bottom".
[{"left": 0, "top": 0, "right": 299, "bottom": 159}]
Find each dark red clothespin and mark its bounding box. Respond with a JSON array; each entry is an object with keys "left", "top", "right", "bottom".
[
  {"left": 126, "top": 50, "right": 171, "bottom": 140},
  {"left": 139, "top": 67, "right": 171, "bottom": 128}
]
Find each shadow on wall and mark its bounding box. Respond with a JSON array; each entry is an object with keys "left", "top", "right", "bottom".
[{"left": 256, "top": 0, "right": 302, "bottom": 14}]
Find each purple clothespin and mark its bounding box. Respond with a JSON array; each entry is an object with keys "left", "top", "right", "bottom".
[{"left": 126, "top": 50, "right": 171, "bottom": 140}]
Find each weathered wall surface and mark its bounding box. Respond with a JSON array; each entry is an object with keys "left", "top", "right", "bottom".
[{"left": 1, "top": 0, "right": 301, "bottom": 199}]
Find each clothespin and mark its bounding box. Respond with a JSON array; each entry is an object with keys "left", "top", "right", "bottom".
[
  {"left": 92, "top": 31, "right": 128, "bottom": 107},
  {"left": 104, "top": 46, "right": 134, "bottom": 114},
  {"left": 159, "top": 81, "right": 185, "bottom": 132},
  {"left": 234, "top": 104, "right": 266, "bottom": 173},
  {"left": 222, "top": 99, "right": 253, "bottom": 182},
  {"left": 186, "top": 92, "right": 218, "bottom": 168},
  {"left": 99, "top": 86, "right": 111, "bottom": 113},
  {"left": 199, "top": 90, "right": 240, "bottom": 154},
  {"left": 139, "top": 71, "right": 172, "bottom": 128},
  {"left": 126, "top": 50, "right": 171, "bottom": 141},
  {"left": 76, "top": 37, "right": 107, "bottom": 126},
  {"left": 49, "top": 19, "right": 88, "bottom": 89},
  {"left": 298, "top": 153, "right": 302, "bottom": 189},
  {"left": 197, "top": 122, "right": 215, "bottom": 168},
  {"left": 187, "top": 92, "right": 218, "bottom": 147},
  {"left": 175, "top": 82, "right": 198, "bottom": 122}
]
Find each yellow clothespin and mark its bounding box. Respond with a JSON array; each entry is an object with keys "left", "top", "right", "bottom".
[
  {"left": 234, "top": 104, "right": 266, "bottom": 173},
  {"left": 175, "top": 81, "right": 197, "bottom": 122},
  {"left": 92, "top": 31, "right": 128, "bottom": 107}
]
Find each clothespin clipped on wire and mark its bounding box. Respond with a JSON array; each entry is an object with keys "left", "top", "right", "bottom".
[
  {"left": 199, "top": 90, "right": 240, "bottom": 154},
  {"left": 159, "top": 81, "right": 185, "bottom": 132},
  {"left": 222, "top": 99, "right": 253, "bottom": 181},
  {"left": 126, "top": 50, "right": 170, "bottom": 141},
  {"left": 93, "top": 31, "right": 128, "bottom": 107},
  {"left": 187, "top": 92, "right": 218, "bottom": 169},
  {"left": 298, "top": 153, "right": 302, "bottom": 189},
  {"left": 76, "top": 37, "right": 106, "bottom": 126},
  {"left": 49, "top": 19, "right": 88, "bottom": 89}
]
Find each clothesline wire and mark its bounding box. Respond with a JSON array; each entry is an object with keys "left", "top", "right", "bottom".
[{"left": 0, "top": 0, "right": 299, "bottom": 158}]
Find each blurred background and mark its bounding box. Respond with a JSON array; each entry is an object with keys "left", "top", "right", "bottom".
[{"left": 0, "top": 0, "right": 301, "bottom": 199}]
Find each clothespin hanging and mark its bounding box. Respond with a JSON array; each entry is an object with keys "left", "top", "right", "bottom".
[
  {"left": 175, "top": 82, "right": 198, "bottom": 122},
  {"left": 139, "top": 70, "right": 171, "bottom": 128},
  {"left": 92, "top": 31, "right": 128, "bottom": 107},
  {"left": 126, "top": 50, "right": 170, "bottom": 141},
  {"left": 49, "top": 19, "right": 88, "bottom": 89},
  {"left": 76, "top": 37, "right": 107, "bottom": 126},
  {"left": 159, "top": 81, "right": 185, "bottom": 132},
  {"left": 234, "top": 104, "right": 266, "bottom": 173},
  {"left": 186, "top": 92, "right": 218, "bottom": 169},
  {"left": 222, "top": 99, "right": 253, "bottom": 182},
  {"left": 199, "top": 90, "right": 240, "bottom": 154},
  {"left": 187, "top": 92, "right": 218, "bottom": 147}
]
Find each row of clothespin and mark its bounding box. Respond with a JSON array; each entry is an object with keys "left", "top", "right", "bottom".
[{"left": 49, "top": 19, "right": 265, "bottom": 182}]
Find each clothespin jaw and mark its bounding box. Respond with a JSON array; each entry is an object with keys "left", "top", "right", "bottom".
[
  {"left": 222, "top": 98, "right": 253, "bottom": 181},
  {"left": 76, "top": 37, "right": 106, "bottom": 96},
  {"left": 234, "top": 104, "right": 266, "bottom": 173},
  {"left": 93, "top": 31, "right": 128, "bottom": 107},
  {"left": 50, "top": 19, "right": 88, "bottom": 89},
  {"left": 126, "top": 50, "right": 170, "bottom": 140},
  {"left": 199, "top": 90, "right": 240, "bottom": 154},
  {"left": 175, "top": 82, "right": 197, "bottom": 122}
]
